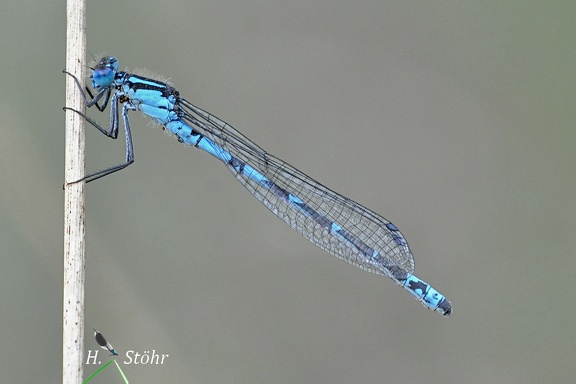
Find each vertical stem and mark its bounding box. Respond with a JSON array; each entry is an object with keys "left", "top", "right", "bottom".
[{"left": 63, "top": 0, "right": 86, "bottom": 383}]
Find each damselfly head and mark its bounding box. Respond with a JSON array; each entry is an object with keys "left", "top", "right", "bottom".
[{"left": 91, "top": 56, "right": 119, "bottom": 88}]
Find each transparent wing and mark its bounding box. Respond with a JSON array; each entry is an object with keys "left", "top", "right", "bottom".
[{"left": 179, "top": 99, "right": 415, "bottom": 280}]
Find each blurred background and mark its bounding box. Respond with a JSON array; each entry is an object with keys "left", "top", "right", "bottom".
[{"left": 1, "top": 1, "right": 574, "bottom": 383}]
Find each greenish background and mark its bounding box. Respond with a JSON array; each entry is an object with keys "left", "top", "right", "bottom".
[{"left": 1, "top": 1, "right": 574, "bottom": 382}]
